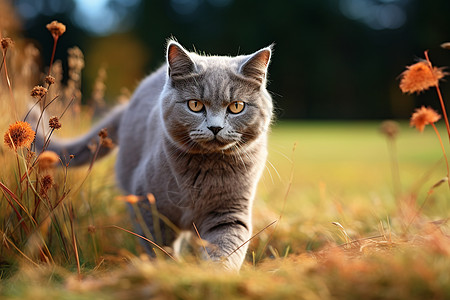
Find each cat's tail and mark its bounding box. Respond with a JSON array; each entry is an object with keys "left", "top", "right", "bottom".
[{"left": 31, "top": 103, "right": 127, "bottom": 166}]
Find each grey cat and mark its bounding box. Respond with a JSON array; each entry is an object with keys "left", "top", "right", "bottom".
[{"left": 42, "top": 40, "right": 273, "bottom": 270}]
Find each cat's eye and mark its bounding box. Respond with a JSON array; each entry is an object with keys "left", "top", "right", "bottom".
[
  {"left": 188, "top": 100, "right": 204, "bottom": 112},
  {"left": 228, "top": 101, "right": 245, "bottom": 114}
]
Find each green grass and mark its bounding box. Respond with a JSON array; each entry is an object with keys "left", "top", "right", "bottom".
[{"left": 1, "top": 121, "right": 449, "bottom": 299}]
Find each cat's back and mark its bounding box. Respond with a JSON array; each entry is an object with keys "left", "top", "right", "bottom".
[{"left": 116, "top": 65, "right": 167, "bottom": 192}]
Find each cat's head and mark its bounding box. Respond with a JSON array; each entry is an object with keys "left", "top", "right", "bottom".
[{"left": 160, "top": 40, "right": 273, "bottom": 154}]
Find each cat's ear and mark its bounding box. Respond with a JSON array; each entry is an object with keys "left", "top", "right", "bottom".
[
  {"left": 167, "top": 40, "right": 196, "bottom": 79},
  {"left": 239, "top": 45, "right": 273, "bottom": 84}
]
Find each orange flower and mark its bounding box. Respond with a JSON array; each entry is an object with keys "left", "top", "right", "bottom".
[
  {"left": 410, "top": 106, "right": 441, "bottom": 132},
  {"left": 38, "top": 151, "right": 60, "bottom": 169},
  {"left": 147, "top": 193, "right": 156, "bottom": 204},
  {"left": 399, "top": 61, "right": 446, "bottom": 94},
  {"left": 117, "top": 194, "right": 141, "bottom": 204},
  {"left": 4, "top": 121, "right": 35, "bottom": 150}
]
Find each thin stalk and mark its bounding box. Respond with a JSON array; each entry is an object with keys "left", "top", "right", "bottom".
[
  {"left": 424, "top": 51, "right": 450, "bottom": 143},
  {"left": 108, "top": 225, "right": 176, "bottom": 261},
  {"left": 431, "top": 123, "right": 449, "bottom": 178},
  {"left": 1, "top": 47, "right": 17, "bottom": 119},
  {"left": 68, "top": 203, "right": 81, "bottom": 278},
  {"left": 48, "top": 36, "right": 59, "bottom": 76},
  {"left": 148, "top": 195, "right": 162, "bottom": 245},
  {"left": 193, "top": 222, "right": 210, "bottom": 260},
  {"left": 405, "top": 176, "right": 448, "bottom": 231},
  {"left": 227, "top": 220, "right": 278, "bottom": 259},
  {"left": 0, "top": 230, "right": 39, "bottom": 267},
  {"left": 434, "top": 86, "right": 450, "bottom": 143},
  {"left": 387, "top": 136, "right": 401, "bottom": 198}
]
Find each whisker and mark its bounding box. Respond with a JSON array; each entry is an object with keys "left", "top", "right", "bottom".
[{"left": 266, "top": 159, "right": 281, "bottom": 181}]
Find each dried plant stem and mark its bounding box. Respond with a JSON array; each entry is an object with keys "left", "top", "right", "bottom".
[
  {"left": 193, "top": 222, "right": 210, "bottom": 260},
  {"left": 148, "top": 196, "right": 163, "bottom": 245},
  {"left": 68, "top": 203, "right": 81, "bottom": 278},
  {"left": 0, "top": 230, "right": 39, "bottom": 267},
  {"left": 227, "top": 220, "right": 277, "bottom": 259},
  {"left": 1, "top": 47, "right": 17, "bottom": 119},
  {"left": 424, "top": 51, "right": 450, "bottom": 143},
  {"left": 405, "top": 176, "right": 448, "bottom": 231},
  {"left": 387, "top": 137, "right": 401, "bottom": 198},
  {"left": 48, "top": 36, "right": 58, "bottom": 76},
  {"left": 0, "top": 182, "right": 29, "bottom": 233},
  {"left": 108, "top": 225, "right": 176, "bottom": 261},
  {"left": 430, "top": 123, "right": 449, "bottom": 179}
]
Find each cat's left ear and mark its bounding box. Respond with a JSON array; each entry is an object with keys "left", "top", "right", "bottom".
[
  {"left": 239, "top": 45, "right": 273, "bottom": 85},
  {"left": 167, "top": 40, "right": 196, "bottom": 79}
]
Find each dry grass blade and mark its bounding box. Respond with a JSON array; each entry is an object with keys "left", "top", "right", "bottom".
[
  {"left": 258, "top": 142, "right": 296, "bottom": 260},
  {"left": 332, "top": 222, "right": 352, "bottom": 245},
  {"left": 68, "top": 203, "right": 82, "bottom": 279},
  {"left": 107, "top": 225, "right": 177, "bottom": 261},
  {"left": 193, "top": 222, "right": 210, "bottom": 259},
  {"left": 0, "top": 181, "right": 37, "bottom": 232},
  {"left": 0, "top": 229, "right": 39, "bottom": 267},
  {"left": 227, "top": 219, "right": 277, "bottom": 259}
]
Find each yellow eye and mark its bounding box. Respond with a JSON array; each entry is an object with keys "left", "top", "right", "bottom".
[
  {"left": 188, "top": 100, "right": 204, "bottom": 112},
  {"left": 228, "top": 101, "right": 245, "bottom": 114}
]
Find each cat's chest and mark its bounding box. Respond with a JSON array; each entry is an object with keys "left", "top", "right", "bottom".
[{"left": 180, "top": 155, "right": 244, "bottom": 189}]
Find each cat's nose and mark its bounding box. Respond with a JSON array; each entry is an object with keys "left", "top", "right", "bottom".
[{"left": 207, "top": 126, "right": 223, "bottom": 135}]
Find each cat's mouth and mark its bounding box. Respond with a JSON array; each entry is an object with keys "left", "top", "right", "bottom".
[
  {"left": 188, "top": 134, "right": 238, "bottom": 152},
  {"left": 197, "top": 137, "right": 237, "bottom": 151}
]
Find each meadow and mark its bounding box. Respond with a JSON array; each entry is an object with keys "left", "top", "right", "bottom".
[{"left": 1, "top": 22, "right": 449, "bottom": 300}]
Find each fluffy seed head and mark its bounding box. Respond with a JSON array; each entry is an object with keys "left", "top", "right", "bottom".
[
  {"left": 31, "top": 86, "right": 48, "bottom": 99},
  {"left": 88, "top": 225, "right": 96, "bottom": 234},
  {"left": 441, "top": 42, "right": 450, "bottom": 50},
  {"left": 101, "top": 137, "right": 114, "bottom": 148},
  {"left": 399, "top": 61, "right": 446, "bottom": 94},
  {"left": 38, "top": 151, "right": 60, "bottom": 169},
  {"left": 380, "top": 120, "right": 400, "bottom": 139},
  {"left": 49, "top": 116, "right": 61, "bottom": 130},
  {"left": 410, "top": 106, "right": 441, "bottom": 132},
  {"left": 40, "top": 174, "right": 54, "bottom": 196},
  {"left": 46, "top": 20, "right": 66, "bottom": 38},
  {"left": 45, "top": 75, "right": 55, "bottom": 85},
  {"left": 1, "top": 37, "right": 13, "bottom": 50},
  {"left": 4, "top": 121, "right": 35, "bottom": 150},
  {"left": 98, "top": 128, "right": 108, "bottom": 139}
]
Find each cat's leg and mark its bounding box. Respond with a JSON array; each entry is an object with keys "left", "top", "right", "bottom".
[{"left": 198, "top": 214, "right": 251, "bottom": 270}]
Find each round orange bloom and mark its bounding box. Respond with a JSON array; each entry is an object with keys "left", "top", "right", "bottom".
[
  {"left": 116, "top": 194, "right": 141, "bottom": 204},
  {"left": 4, "top": 121, "right": 36, "bottom": 150},
  {"left": 38, "top": 150, "right": 60, "bottom": 169},
  {"left": 410, "top": 106, "right": 441, "bottom": 132},
  {"left": 399, "top": 61, "right": 446, "bottom": 94}
]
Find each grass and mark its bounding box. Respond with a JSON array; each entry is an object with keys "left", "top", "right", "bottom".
[
  {"left": 1, "top": 121, "right": 449, "bottom": 300},
  {"left": 1, "top": 18, "right": 449, "bottom": 300}
]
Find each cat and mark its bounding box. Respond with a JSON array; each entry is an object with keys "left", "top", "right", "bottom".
[{"left": 41, "top": 40, "right": 273, "bottom": 270}]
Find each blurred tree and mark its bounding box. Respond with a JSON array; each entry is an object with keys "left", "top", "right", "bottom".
[{"left": 9, "top": 0, "right": 450, "bottom": 119}]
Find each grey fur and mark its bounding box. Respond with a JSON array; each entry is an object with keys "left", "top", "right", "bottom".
[{"left": 44, "top": 40, "right": 273, "bottom": 270}]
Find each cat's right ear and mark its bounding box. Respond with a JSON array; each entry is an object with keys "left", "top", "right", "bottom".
[{"left": 167, "top": 41, "right": 196, "bottom": 79}]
